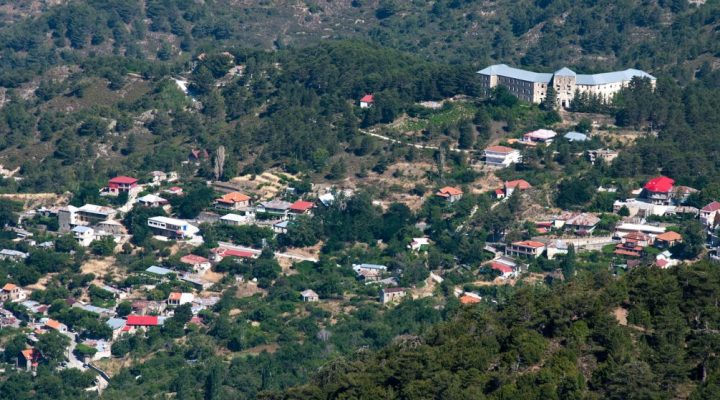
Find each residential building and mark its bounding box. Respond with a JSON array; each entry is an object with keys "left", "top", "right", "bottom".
[
  {"left": 71, "top": 226, "right": 95, "bottom": 247},
  {"left": 408, "top": 237, "right": 431, "bottom": 251},
  {"left": 19, "top": 348, "right": 40, "bottom": 372},
  {"left": 273, "top": 220, "right": 289, "bottom": 234},
  {"left": 489, "top": 261, "right": 517, "bottom": 279},
  {"left": 220, "top": 213, "right": 252, "bottom": 226},
  {"left": 613, "top": 199, "right": 673, "bottom": 218},
  {"left": 210, "top": 247, "right": 256, "bottom": 263},
  {"left": 168, "top": 292, "right": 195, "bottom": 306},
  {"left": 164, "top": 186, "right": 183, "bottom": 196},
  {"left": 477, "top": 64, "right": 656, "bottom": 108},
  {"left": 655, "top": 231, "right": 682, "bottom": 248},
  {"left": 380, "top": 287, "right": 407, "bottom": 304},
  {"left": 505, "top": 240, "right": 546, "bottom": 258},
  {"left": 106, "top": 318, "right": 127, "bottom": 339},
  {"left": 546, "top": 240, "right": 569, "bottom": 260},
  {"left": 459, "top": 293, "right": 482, "bottom": 304},
  {"left": 59, "top": 204, "right": 117, "bottom": 232},
  {"left": 0, "top": 249, "right": 28, "bottom": 261},
  {"left": 0, "top": 283, "right": 26, "bottom": 302},
  {"left": 289, "top": 200, "right": 315, "bottom": 216},
  {"left": 180, "top": 254, "right": 211, "bottom": 273},
  {"left": 215, "top": 192, "right": 251, "bottom": 211},
  {"left": 256, "top": 200, "right": 293, "bottom": 218},
  {"left": 81, "top": 339, "right": 111, "bottom": 361},
  {"left": 147, "top": 216, "right": 199, "bottom": 239},
  {"left": 352, "top": 263, "right": 387, "bottom": 282},
  {"left": 359, "top": 94, "right": 374, "bottom": 108},
  {"left": 700, "top": 201, "right": 720, "bottom": 227},
  {"left": 107, "top": 176, "right": 138, "bottom": 194},
  {"left": 137, "top": 194, "right": 168, "bottom": 208},
  {"left": 145, "top": 265, "right": 174, "bottom": 276},
  {"left": 587, "top": 149, "right": 619, "bottom": 165},
  {"left": 149, "top": 171, "right": 167, "bottom": 184},
  {"left": 673, "top": 186, "right": 698, "bottom": 204},
  {"left": 301, "top": 289, "right": 319, "bottom": 302},
  {"left": 96, "top": 219, "right": 126, "bottom": 235},
  {"left": 484, "top": 145, "right": 521, "bottom": 167},
  {"left": 189, "top": 149, "right": 210, "bottom": 163},
  {"left": 564, "top": 213, "right": 601, "bottom": 234},
  {"left": 615, "top": 223, "right": 666, "bottom": 237},
  {"left": 498, "top": 179, "right": 532, "bottom": 199},
  {"left": 436, "top": 186, "right": 463, "bottom": 203},
  {"left": 615, "top": 232, "right": 651, "bottom": 257},
  {"left": 642, "top": 176, "right": 675, "bottom": 205},
  {"left": 44, "top": 318, "right": 67, "bottom": 333},
  {"left": 126, "top": 315, "right": 161, "bottom": 328},
  {"left": 523, "top": 129, "right": 557, "bottom": 144},
  {"left": 564, "top": 131, "right": 588, "bottom": 142}
]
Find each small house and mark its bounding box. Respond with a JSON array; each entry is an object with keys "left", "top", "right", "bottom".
[
  {"left": 289, "top": 200, "right": 314, "bottom": 216},
  {"left": 0, "top": 283, "right": 26, "bottom": 302},
  {"left": 107, "top": 176, "right": 138, "bottom": 194},
  {"left": 301, "top": 289, "right": 319, "bottom": 302},
  {"left": 408, "top": 237, "right": 431, "bottom": 251},
  {"left": 71, "top": 226, "right": 95, "bottom": 247},
  {"left": 215, "top": 192, "right": 251, "bottom": 211},
  {"left": 167, "top": 292, "right": 195, "bottom": 306},
  {"left": 436, "top": 186, "right": 463, "bottom": 203},
  {"left": 380, "top": 287, "right": 407, "bottom": 304},
  {"left": 353, "top": 263, "right": 387, "bottom": 282},
  {"left": 359, "top": 94, "right": 374, "bottom": 108},
  {"left": 180, "top": 254, "right": 211, "bottom": 273},
  {"left": 655, "top": 231, "right": 682, "bottom": 248},
  {"left": 137, "top": 194, "right": 168, "bottom": 208},
  {"left": 489, "top": 261, "right": 518, "bottom": 279},
  {"left": 505, "top": 240, "right": 545, "bottom": 258},
  {"left": 563, "top": 131, "right": 588, "bottom": 142},
  {"left": 700, "top": 201, "right": 720, "bottom": 227},
  {"left": 523, "top": 129, "right": 557, "bottom": 144},
  {"left": 484, "top": 145, "right": 521, "bottom": 167}
]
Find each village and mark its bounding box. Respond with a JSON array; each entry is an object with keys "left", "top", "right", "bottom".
[{"left": 0, "top": 101, "right": 717, "bottom": 392}]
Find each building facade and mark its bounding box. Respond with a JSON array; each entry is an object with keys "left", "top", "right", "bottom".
[{"left": 478, "top": 64, "right": 656, "bottom": 108}]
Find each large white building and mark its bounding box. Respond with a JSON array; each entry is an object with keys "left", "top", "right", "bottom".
[
  {"left": 147, "top": 216, "right": 199, "bottom": 239},
  {"left": 484, "top": 145, "right": 521, "bottom": 167},
  {"left": 477, "top": 64, "right": 656, "bottom": 108}
]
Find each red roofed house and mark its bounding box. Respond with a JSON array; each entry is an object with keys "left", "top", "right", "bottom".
[
  {"left": 210, "top": 247, "right": 257, "bottom": 263},
  {"left": 459, "top": 293, "right": 482, "bottom": 304},
  {"left": 497, "top": 179, "right": 532, "bottom": 198},
  {"left": 484, "top": 145, "right": 521, "bottom": 167},
  {"left": 289, "top": 200, "right": 315, "bottom": 216},
  {"left": 189, "top": 149, "right": 210, "bottom": 163},
  {"left": 126, "top": 315, "right": 159, "bottom": 327},
  {"left": 167, "top": 292, "right": 195, "bottom": 306},
  {"left": 489, "top": 261, "right": 518, "bottom": 279},
  {"left": 45, "top": 318, "right": 67, "bottom": 333},
  {"left": 19, "top": 348, "right": 40, "bottom": 371},
  {"left": 655, "top": 231, "right": 683, "bottom": 248},
  {"left": 642, "top": 176, "right": 675, "bottom": 205},
  {"left": 436, "top": 187, "right": 463, "bottom": 203},
  {"left": 0, "top": 283, "right": 26, "bottom": 302},
  {"left": 108, "top": 176, "right": 138, "bottom": 195},
  {"left": 215, "top": 192, "right": 251, "bottom": 211},
  {"left": 359, "top": 94, "right": 374, "bottom": 108},
  {"left": 615, "top": 231, "right": 651, "bottom": 257},
  {"left": 180, "top": 254, "right": 211, "bottom": 273},
  {"left": 700, "top": 201, "right": 720, "bottom": 227},
  {"left": 506, "top": 240, "right": 545, "bottom": 258}
]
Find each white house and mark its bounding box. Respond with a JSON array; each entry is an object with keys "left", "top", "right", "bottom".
[
  {"left": 700, "top": 201, "right": 720, "bottom": 227},
  {"left": 359, "top": 94, "right": 374, "bottom": 108},
  {"left": 168, "top": 292, "right": 195, "bottom": 306},
  {"left": 523, "top": 129, "right": 557, "bottom": 144},
  {"left": 147, "top": 216, "right": 199, "bottom": 239},
  {"left": 484, "top": 145, "right": 521, "bottom": 167},
  {"left": 72, "top": 226, "right": 95, "bottom": 247},
  {"left": 137, "top": 194, "right": 168, "bottom": 208},
  {"left": 180, "top": 255, "right": 212, "bottom": 274}
]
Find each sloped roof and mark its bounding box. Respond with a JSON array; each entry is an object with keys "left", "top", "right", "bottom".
[
  {"left": 436, "top": 186, "right": 463, "bottom": 196},
  {"left": 656, "top": 231, "right": 682, "bottom": 242},
  {"left": 180, "top": 254, "right": 209, "bottom": 264},
  {"left": 701, "top": 201, "right": 720, "bottom": 212},
  {"left": 109, "top": 176, "right": 137, "bottom": 184},
  {"left": 485, "top": 145, "right": 516, "bottom": 154},
  {"left": 360, "top": 94, "right": 374, "bottom": 103},
  {"left": 477, "top": 64, "right": 553, "bottom": 83},
  {"left": 301, "top": 289, "right": 318, "bottom": 297},
  {"left": 576, "top": 69, "right": 656, "bottom": 85},
  {"left": 217, "top": 192, "right": 250, "bottom": 204},
  {"left": 644, "top": 176, "right": 675, "bottom": 193},
  {"left": 554, "top": 67, "right": 576, "bottom": 76},
  {"left": 564, "top": 131, "right": 588, "bottom": 141},
  {"left": 290, "top": 200, "right": 315, "bottom": 212},
  {"left": 2, "top": 283, "right": 17, "bottom": 291},
  {"left": 512, "top": 240, "right": 545, "bottom": 248},
  {"left": 490, "top": 262, "right": 514, "bottom": 273},
  {"left": 505, "top": 179, "right": 532, "bottom": 190}
]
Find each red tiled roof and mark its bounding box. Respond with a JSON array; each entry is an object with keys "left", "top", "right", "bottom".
[
  {"left": 2, "top": 283, "right": 17, "bottom": 291},
  {"left": 656, "top": 231, "right": 682, "bottom": 242},
  {"left": 490, "top": 262, "right": 513, "bottom": 273},
  {"left": 513, "top": 240, "right": 545, "bottom": 248},
  {"left": 614, "top": 249, "right": 642, "bottom": 257},
  {"left": 180, "top": 255, "right": 209, "bottom": 264},
  {"left": 436, "top": 186, "right": 463, "bottom": 197},
  {"left": 702, "top": 201, "right": 720, "bottom": 212},
  {"left": 459, "top": 294, "right": 481, "bottom": 304},
  {"left": 217, "top": 192, "right": 250, "bottom": 204},
  {"left": 655, "top": 258, "right": 669, "bottom": 267},
  {"left": 290, "top": 200, "right": 314, "bottom": 212},
  {"left": 485, "top": 145, "right": 515, "bottom": 153},
  {"left": 505, "top": 179, "right": 532, "bottom": 190},
  {"left": 109, "top": 176, "right": 138, "bottom": 184},
  {"left": 495, "top": 189, "right": 505, "bottom": 196},
  {"left": 45, "top": 319, "right": 62, "bottom": 330},
  {"left": 644, "top": 176, "right": 675, "bottom": 193},
  {"left": 213, "top": 248, "right": 255, "bottom": 258},
  {"left": 126, "top": 315, "right": 159, "bottom": 326},
  {"left": 360, "top": 94, "right": 374, "bottom": 103},
  {"left": 168, "top": 292, "right": 182, "bottom": 301}
]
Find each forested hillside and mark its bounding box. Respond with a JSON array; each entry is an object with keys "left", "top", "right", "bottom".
[{"left": 271, "top": 262, "right": 720, "bottom": 399}]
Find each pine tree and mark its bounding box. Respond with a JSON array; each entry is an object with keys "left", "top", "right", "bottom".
[{"left": 543, "top": 86, "right": 557, "bottom": 110}]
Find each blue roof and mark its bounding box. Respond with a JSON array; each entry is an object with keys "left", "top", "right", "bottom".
[
  {"left": 354, "top": 263, "right": 387, "bottom": 270},
  {"left": 478, "top": 65, "right": 656, "bottom": 86},
  {"left": 146, "top": 265, "right": 173, "bottom": 275},
  {"left": 106, "top": 317, "right": 126, "bottom": 330},
  {"left": 575, "top": 69, "right": 655, "bottom": 85},
  {"left": 71, "top": 226, "right": 93, "bottom": 233},
  {"left": 477, "top": 64, "right": 552, "bottom": 83},
  {"left": 554, "top": 67, "right": 576, "bottom": 76},
  {"left": 564, "top": 131, "right": 588, "bottom": 141}
]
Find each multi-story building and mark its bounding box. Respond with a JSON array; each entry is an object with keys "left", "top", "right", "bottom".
[
  {"left": 58, "top": 204, "right": 117, "bottom": 232},
  {"left": 505, "top": 240, "right": 546, "bottom": 258},
  {"left": 642, "top": 176, "right": 675, "bottom": 205},
  {"left": 484, "top": 145, "right": 521, "bottom": 167},
  {"left": 478, "top": 64, "right": 656, "bottom": 108},
  {"left": 147, "top": 216, "right": 199, "bottom": 239}
]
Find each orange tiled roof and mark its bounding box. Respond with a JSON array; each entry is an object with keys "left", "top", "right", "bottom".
[
  {"left": 169, "top": 292, "right": 182, "bottom": 301},
  {"left": 656, "top": 231, "right": 682, "bottom": 242},
  {"left": 45, "top": 319, "right": 62, "bottom": 330},
  {"left": 436, "top": 186, "right": 463, "bottom": 196},
  {"left": 459, "top": 294, "right": 481, "bottom": 304},
  {"left": 217, "top": 192, "right": 250, "bottom": 204},
  {"left": 2, "top": 283, "right": 17, "bottom": 291}
]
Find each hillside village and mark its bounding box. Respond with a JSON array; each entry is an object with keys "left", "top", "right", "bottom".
[{"left": 0, "top": 90, "right": 717, "bottom": 393}]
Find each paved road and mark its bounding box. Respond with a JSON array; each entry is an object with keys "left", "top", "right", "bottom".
[{"left": 217, "top": 241, "right": 319, "bottom": 262}]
